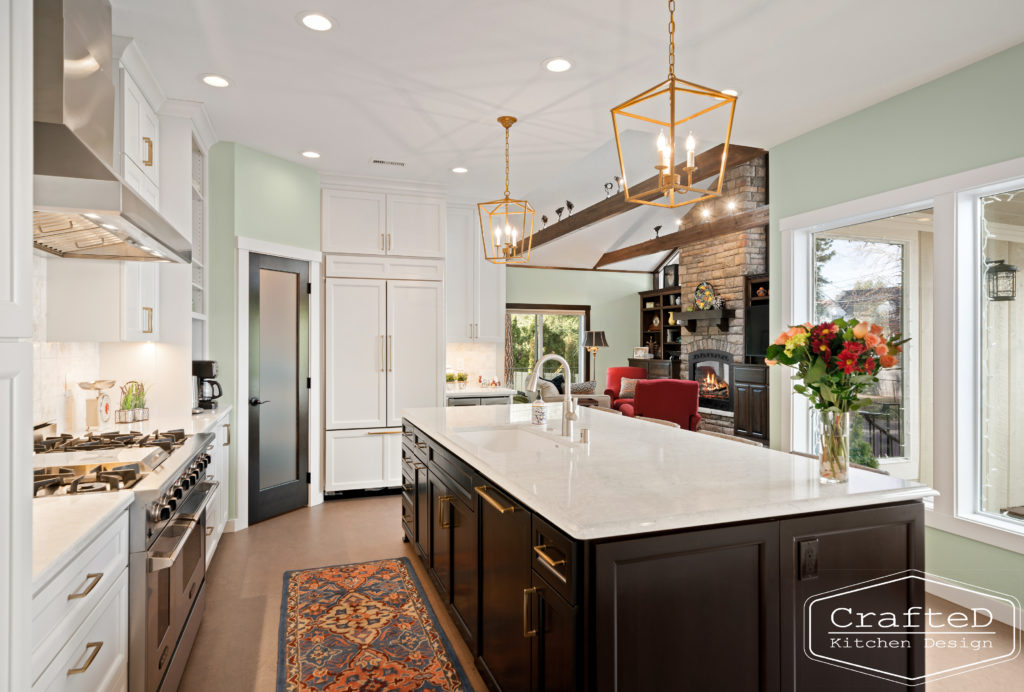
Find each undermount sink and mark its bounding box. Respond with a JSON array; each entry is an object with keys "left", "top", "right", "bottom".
[{"left": 454, "top": 427, "right": 566, "bottom": 454}]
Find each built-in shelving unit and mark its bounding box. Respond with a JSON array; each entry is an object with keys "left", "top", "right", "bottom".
[{"left": 190, "top": 136, "right": 208, "bottom": 357}]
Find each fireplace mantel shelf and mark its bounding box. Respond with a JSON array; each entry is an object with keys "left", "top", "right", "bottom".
[{"left": 679, "top": 308, "right": 736, "bottom": 333}]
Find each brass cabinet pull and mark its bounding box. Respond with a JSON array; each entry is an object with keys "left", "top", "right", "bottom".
[
  {"left": 223, "top": 423, "right": 231, "bottom": 446},
  {"left": 402, "top": 483, "right": 413, "bottom": 492},
  {"left": 67, "top": 573, "right": 103, "bottom": 600},
  {"left": 412, "top": 462, "right": 426, "bottom": 471},
  {"left": 142, "top": 136, "right": 153, "bottom": 166},
  {"left": 438, "top": 495, "right": 454, "bottom": 529},
  {"left": 475, "top": 485, "right": 515, "bottom": 514},
  {"left": 414, "top": 441, "right": 427, "bottom": 450},
  {"left": 387, "top": 234, "right": 392, "bottom": 251},
  {"left": 67, "top": 641, "right": 103, "bottom": 675},
  {"left": 367, "top": 430, "right": 402, "bottom": 435},
  {"left": 522, "top": 587, "right": 537, "bottom": 638},
  {"left": 380, "top": 335, "right": 386, "bottom": 372},
  {"left": 205, "top": 526, "right": 214, "bottom": 536},
  {"left": 388, "top": 335, "right": 393, "bottom": 372},
  {"left": 533, "top": 544, "right": 567, "bottom": 568},
  {"left": 142, "top": 307, "right": 154, "bottom": 334},
  {"left": 402, "top": 431, "right": 412, "bottom": 438}
]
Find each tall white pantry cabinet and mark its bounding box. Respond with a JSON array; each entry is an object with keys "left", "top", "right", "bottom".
[{"left": 322, "top": 184, "right": 445, "bottom": 492}]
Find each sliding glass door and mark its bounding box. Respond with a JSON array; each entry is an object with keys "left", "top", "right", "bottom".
[{"left": 507, "top": 306, "right": 587, "bottom": 391}]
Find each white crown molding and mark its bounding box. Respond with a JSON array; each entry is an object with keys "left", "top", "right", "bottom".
[
  {"left": 159, "top": 99, "right": 218, "bottom": 152},
  {"left": 112, "top": 36, "right": 166, "bottom": 112},
  {"left": 236, "top": 235, "right": 323, "bottom": 264},
  {"left": 320, "top": 173, "right": 447, "bottom": 197}
]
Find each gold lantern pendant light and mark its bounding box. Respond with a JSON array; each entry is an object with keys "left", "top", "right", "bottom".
[
  {"left": 478, "top": 116, "right": 535, "bottom": 264},
  {"left": 611, "top": 0, "right": 738, "bottom": 209}
]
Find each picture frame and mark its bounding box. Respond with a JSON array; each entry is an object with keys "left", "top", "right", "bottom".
[
  {"left": 633, "top": 346, "right": 649, "bottom": 358},
  {"left": 662, "top": 263, "right": 680, "bottom": 288}
]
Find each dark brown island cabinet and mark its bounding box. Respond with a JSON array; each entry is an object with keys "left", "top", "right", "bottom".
[{"left": 401, "top": 419, "right": 927, "bottom": 691}]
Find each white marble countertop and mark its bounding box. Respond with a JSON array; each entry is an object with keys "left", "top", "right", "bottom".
[
  {"left": 402, "top": 404, "right": 938, "bottom": 541},
  {"left": 445, "top": 387, "right": 516, "bottom": 398},
  {"left": 33, "top": 492, "right": 133, "bottom": 591}
]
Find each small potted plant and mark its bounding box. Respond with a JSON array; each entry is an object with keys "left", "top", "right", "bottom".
[
  {"left": 134, "top": 381, "right": 150, "bottom": 421},
  {"left": 456, "top": 371, "right": 468, "bottom": 390},
  {"left": 116, "top": 381, "right": 150, "bottom": 423},
  {"left": 445, "top": 372, "right": 456, "bottom": 391}
]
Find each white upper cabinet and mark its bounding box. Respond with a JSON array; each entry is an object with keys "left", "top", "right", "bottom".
[
  {"left": 322, "top": 188, "right": 445, "bottom": 259},
  {"left": 386, "top": 195, "right": 445, "bottom": 258},
  {"left": 46, "top": 259, "right": 160, "bottom": 343},
  {"left": 322, "top": 190, "right": 387, "bottom": 255},
  {"left": 445, "top": 206, "right": 505, "bottom": 343},
  {"left": 119, "top": 68, "right": 159, "bottom": 207}
]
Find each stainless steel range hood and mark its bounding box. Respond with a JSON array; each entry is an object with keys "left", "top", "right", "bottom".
[{"left": 33, "top": 0, "right": 191, "bottom": 263}]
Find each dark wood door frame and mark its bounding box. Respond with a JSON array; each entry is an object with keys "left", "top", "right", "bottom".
[
  {"left": 248, "top": 252, "right": 310, "bottom": 525},
  {"left": 506, "top": 303, "right": 592, "bottom": 382}
]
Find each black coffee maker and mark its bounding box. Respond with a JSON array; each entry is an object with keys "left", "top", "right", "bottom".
[{"left": 192, "top": 360, "right": 223, "bottom": 410}]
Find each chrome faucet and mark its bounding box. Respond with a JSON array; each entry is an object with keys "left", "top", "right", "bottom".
[{"left": 524, "top": 354, "right": 578, "bottom": 440}]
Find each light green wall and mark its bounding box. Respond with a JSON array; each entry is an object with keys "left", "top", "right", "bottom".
[
  {"left": 506, "top": 268, "right": 652, "bottom": 383},
  {"left": 208, "top": 142, "right": 321, "bottom": 517},
  {"left": 767, "top": 42, "right": 1024, "bottom": 606}
]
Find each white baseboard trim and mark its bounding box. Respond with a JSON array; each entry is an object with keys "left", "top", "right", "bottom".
[
  {"left": 925, "top": 580, "right": 1022, "bottom": 629},
  {"left": 225, "top": 518, "right": 248, "bottom": 534}
]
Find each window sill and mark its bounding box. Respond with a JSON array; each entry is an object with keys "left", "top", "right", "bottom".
[{"left": 925, "top": 506, "right": 1024, "bottom": 555}]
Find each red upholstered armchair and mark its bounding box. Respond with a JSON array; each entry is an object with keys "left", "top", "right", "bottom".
[
  {"left": 619, "top": 379, "right": 702, "bottom": 431},
  {"left": 605, "top": 366, "right": 647, "bottom": 411}
]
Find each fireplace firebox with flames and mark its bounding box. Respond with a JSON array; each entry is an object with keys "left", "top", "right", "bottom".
[{"left": 687, "top": 349, "right": 733, "bottom": 411}]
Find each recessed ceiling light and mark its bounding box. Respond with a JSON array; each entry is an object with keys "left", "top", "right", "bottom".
[
  {"left": 701, "top": 208, "right": 711, "bottom": 219},
  {"left": 451, "top": 167, "right": 468, "bottom": 174},
  {"left": 301, "top": 151, "right": 321, "bottom": 159},
  {"left": 298, "top": 12, "right": 333, "bottom": 31},
  {"left": 727, "top": 201, "right": 737, "bottom": 211},
  {"left": 201, "top": 74, "right": 230, "bottom": 88},
  {"left": 544, "top": 57, "right": 573, "bottom": 73},
  {"left": 721, "top": 88, "right": 739, "bottom": 97}
]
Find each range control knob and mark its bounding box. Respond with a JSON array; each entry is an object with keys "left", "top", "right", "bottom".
[
  {"left": 171, "top": 485, "right": 184, "bottom": 499},
  {"left": 158, "top": 504, "right": 171, "bottom": 521},
  {"left": 165, "top": 496, "right": 177, "bottom": 512}
]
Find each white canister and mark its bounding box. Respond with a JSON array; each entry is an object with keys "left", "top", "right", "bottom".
[{"left": 531, "top": 399, "right": 548, "bottom": 427}]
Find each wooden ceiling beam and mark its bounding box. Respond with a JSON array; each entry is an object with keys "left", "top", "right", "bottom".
[
  {"left": 593, "top": 205, "right": 770, "bottom": 268},
  {"left": 527, "top": 144, "right": 766, "bottom": 250}
]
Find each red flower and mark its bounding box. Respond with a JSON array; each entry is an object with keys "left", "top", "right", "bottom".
[
  {"left": 842, "top": 341, "right": 866, "bottom": 355},
  {"left": 836, "top": 349, "right": 859, "bottom": 374},
  {"left": 817, "top": 347, "right": 832, "bottom": 363},
  {"left": 861, "top": 357, "right": 876, "bottom": 373}
]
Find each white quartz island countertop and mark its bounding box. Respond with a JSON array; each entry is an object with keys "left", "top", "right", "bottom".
[
  {"left": 445, "top": 387, "right": 516, "bottom": 398},
  {"left": 402, "top": 404, "right": 938, "bottom": 541}
]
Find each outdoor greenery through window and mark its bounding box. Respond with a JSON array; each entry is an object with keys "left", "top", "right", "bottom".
[
  {"left": 979, "top": 186, "right": 1024, "bottom": 523},
  {"left": 810, "top": 210, "right": 933, "bottom": 480},
  {"left": 507, "top": 308, "right": 586, "bottom": 392}
]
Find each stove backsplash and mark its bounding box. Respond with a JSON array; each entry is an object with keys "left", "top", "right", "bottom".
[{"left": 33, "top": 341, "right": 101, "bottom": 433}]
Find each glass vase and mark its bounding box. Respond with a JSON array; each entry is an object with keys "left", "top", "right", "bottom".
[{"left": 819, "top": 411, "right": 850, "bottom": 484}]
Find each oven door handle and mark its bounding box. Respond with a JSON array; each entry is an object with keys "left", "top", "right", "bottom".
[
  {"left": 174, "top": 479, "right": 220, "bottom": 522},
  {"left": 148, "top": 519, "right": 198, "bottom": 572}
]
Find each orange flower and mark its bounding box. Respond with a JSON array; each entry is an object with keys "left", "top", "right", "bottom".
[
  {"left": 880, "top": 353, "right": 898, "bottom": 368},
  {"left": 863, "top": 333, "right": 882, "bottom": 348},
  {"left": 803, "top": 322, "right": 813, "bottom": 330},
  {"left": 870, "top": 323, "right": 884, "bottom": 336},
  {"left": 852, "top": 322, "right": 870, "bottom": 339},
  {"left": 765, "top": 358, "right": 777, "bottom": 366},
  {"left": 874, "top": 344, "right": 888, "bottom": 356},
  {"left": 774, "top": 332, "right": 788, "bottom": 345}
]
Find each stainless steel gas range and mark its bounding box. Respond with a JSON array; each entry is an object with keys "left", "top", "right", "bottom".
[{"left": 33, "top": 429, "right": 218, "bottom": 692}]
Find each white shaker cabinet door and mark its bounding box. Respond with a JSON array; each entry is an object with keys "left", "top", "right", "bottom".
[
  {"left": 386, "top": 280, "right": 443, "bottom": 426},
  {"left": 475, "top": 255, "right": 505, "bottom": 343},
  {"left": 322, "top": 190, "right": 387, "bottom": 255},
  {"left": 444, "top": 207, "right": 475, "bottom": 341},
  {"left": 386, "top": 195, "right": 445, "bottom": 258},
  {"left": 122, "top": 262, "right": 159, "bottom": 342},
  {"left": 325, "top": 278, "right": 387, "bottom": 429},
  {"left": 324, "top": 429, "right": 387, "bottom": 491}
]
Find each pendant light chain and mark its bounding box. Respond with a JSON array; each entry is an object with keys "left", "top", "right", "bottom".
[
  {"left": 504, "top": 125, "right": 511, "bottom": 199},
  {"left": 667, "top": 0, "right": 676, "bottom": 79}
]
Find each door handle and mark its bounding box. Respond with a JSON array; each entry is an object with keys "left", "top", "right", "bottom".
[
  {"left": 475, "top": 485, "right": 515, "bottom": 514},
  {"left": 249, "top": 397, "right": 270, "bottom": 406},
  {"left": 381, "top": 233, "right": 386, "bottom": 251},
  {"left": 143, "top": 136, "right": 153, "bottom": 166},
  {"left": 67, "top": 641, "right": 103, "bottom": 675},
  {"left": 142, "top": 307, "right": 154, "bottom": 334},
  {"left": 380, "top": 335, "right": 386, "bottom": 372},
  {"left": 223, "top": 423, "right": 231, "bottom": 446},
  {"left": 523, "top": 587, "right": 537, "bottom": 638},
  {"left": 387, "top": 233, "right": 392, "bottom": 251},
  {"left": 388, "top": 335, "right": 393, "bottom": 372},
  {"left": 67, "top": 573, "right": 103, "bottom": 600},
  {"left": 438, "top": 495, "right": 454, "bottom": 529}
]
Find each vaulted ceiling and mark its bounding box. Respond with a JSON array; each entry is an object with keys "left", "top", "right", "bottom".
[{"left": 111, "top": 0, "right": 1024, "bottom": 270}]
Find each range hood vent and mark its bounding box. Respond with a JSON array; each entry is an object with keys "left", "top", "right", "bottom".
[{"left": 32, "top": 0, "right": 191, "bottom": 263}]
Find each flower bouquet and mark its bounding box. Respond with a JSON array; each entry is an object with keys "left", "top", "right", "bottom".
[{"left": 766, "top": 319, "right": 907, "bottom": 483}]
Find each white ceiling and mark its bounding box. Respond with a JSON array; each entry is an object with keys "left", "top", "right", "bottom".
[{"left": 111, "top": 0, "right": 1024, "bottom": 270}]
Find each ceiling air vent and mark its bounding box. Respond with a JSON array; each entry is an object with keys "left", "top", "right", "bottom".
[{"left": 370, "top": 158, "right": 406, "bottom": 168}]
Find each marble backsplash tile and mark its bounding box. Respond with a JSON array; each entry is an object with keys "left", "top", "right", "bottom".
[
  {"left": 33, "top": 342, "right": 102, "bottom": 432},
  {"left": 446, "top": 341, "right": 503, "bottom": 387}
]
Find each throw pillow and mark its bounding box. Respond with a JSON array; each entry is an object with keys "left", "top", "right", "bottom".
[
  {"left": 537, "top": 379, "right": 560, "bottom": 401},
  {"left": 618, "top": 377, "right": 639, "bottom": 398},
  {"left": 550, "top": 374, "right": 565, "bottom": 394},
  {"left": 571, "top": 381, "right": 596, "bottom": 395}
]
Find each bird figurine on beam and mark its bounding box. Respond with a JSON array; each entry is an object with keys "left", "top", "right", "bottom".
[
  {"left": 653, "top": 225, "right": 662, "bottom": 239},
  {"left": 566, "top": 200, "right": 575, "bottom": 216}
]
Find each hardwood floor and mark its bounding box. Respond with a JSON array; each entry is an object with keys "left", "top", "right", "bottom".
[
  {"left": 178, "top": 493, "right": 486, "bottom": 691},
  {"left": 180, "top": 494, "right": 1022, "bottom": 691}
]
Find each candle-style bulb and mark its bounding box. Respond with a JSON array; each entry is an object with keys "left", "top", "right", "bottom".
[
  {"left": 494, "top": 225, "right": 502, "bottom": 244},
  {"left": 656, "top": 130, "right": 671, "bottom": 168},
  {"left": 685, "top": 131, "right": 696, "bottom": 168}
]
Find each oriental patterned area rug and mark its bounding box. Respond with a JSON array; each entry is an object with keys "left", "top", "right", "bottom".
[{"left": 277, "top": 557, "right": 471, "bottom": 691}]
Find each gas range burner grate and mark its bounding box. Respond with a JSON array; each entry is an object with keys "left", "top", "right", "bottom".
[
  {"left": 34, "top": 428, "right": 189, "bottom": 454},
  {"left": 33, "top": 462, "right": 148, "bottom": 496}
]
